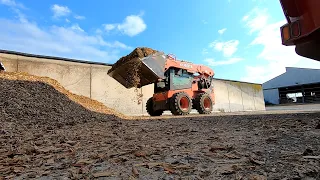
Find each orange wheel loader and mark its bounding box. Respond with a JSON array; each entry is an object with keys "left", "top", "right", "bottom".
[{"left": 108, "top": 52, "right": 215, "bottom": 116}]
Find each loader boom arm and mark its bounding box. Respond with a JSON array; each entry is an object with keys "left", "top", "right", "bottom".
[
  {"left": 108, "top": 51, "right": 215, "bottom": 89},
  {"left": 164, "top": 56, "right": 214, "bottom": 77}
]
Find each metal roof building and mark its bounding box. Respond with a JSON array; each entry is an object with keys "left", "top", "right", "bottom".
[{"left": 263, "top": 67, "right": 320, "bottom": 104}]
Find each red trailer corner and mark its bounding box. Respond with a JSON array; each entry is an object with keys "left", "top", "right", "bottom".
[{"left": 280, "top": 0, "right": 320, "bottom": 61}]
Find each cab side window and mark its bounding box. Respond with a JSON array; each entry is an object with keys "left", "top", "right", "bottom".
[{"left": 174, "top": 69, "right": 182, "bottom": 76}]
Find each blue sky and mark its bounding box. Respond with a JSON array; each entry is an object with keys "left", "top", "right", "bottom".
[{"left": 0, "top": 0, "right": 320, "bottom": 84}]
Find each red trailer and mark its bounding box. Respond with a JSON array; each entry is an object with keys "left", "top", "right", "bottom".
[{"left": 280, "top": 0, "right": 320, "bottom": 61}]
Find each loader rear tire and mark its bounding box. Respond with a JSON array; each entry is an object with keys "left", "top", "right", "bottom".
[
  {"left": 146, "top": 97, "right": 163, "bottom": 116},
  {"left": 170, "top": 92, "right": 192, "bottom": 115},
  {"left": 194, "top": 93, "right": 213, "bottom": 114}
]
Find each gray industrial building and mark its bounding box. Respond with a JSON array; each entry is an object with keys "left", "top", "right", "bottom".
[{"left": 263, "top": 67, "right": 320, "bottom": 105}]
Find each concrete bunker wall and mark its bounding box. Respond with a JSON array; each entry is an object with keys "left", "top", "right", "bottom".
[
  {"left": 212, "top": 79, "right": 265, "bottom": 112},
  {"left": 0, "top": 51, "right": 265, "bottom": 115},
  {"left": 0, "top": 52, "right": 153, "bottom": 115}
]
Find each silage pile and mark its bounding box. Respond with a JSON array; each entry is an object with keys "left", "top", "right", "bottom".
[
  {"left": 0, "top": 72, "right": 126, "bottom": 179},
  {"left": 0, "top": 72, "right": 126, "bottom": 125},
  {"left": 108, "top": 47, "right": 159, "bottom": 105}
]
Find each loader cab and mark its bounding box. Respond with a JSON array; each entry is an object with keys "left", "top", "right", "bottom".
[
  {"left": 154, "top": 70, "right": 170, "bottom": 93},
  {"left": 154, "top": 67, "right": 194, "bottom": 93}
]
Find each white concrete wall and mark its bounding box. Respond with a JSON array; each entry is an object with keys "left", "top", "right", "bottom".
[
  {"left": 226, "top": 82, "right": 244, "bottom": 111},
  {"left": 263, "top": 89, "right": 279, "bottom": 105},
  {"left": 212, "top": 79, "right": 266, "bottom": 112},
  {"left": 0, "top": 51, "right": 266, "bottom": 115},
  {"left": 254, "top": 86, "right": 266, "bottom": 110},
  {"left": 18, "top": 56, "right": 92, "bottom": 97},
  {"left": 0, "top": 52, "right": 153, "bottom": 116},
  {"left": 241, "top": 83, "right": 256, "bottom": 110},
  {"left": 211, "top": 80, "right": 231, "bottom": 112},
  {"left": 90, "top": 65, "right": 154, "bottom": 115}
]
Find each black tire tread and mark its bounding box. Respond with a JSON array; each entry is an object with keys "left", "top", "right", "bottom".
[
  {"left": 146, "top": 97, "right": 163, "bottom": 116},
  {"left": 194, "top": 93, "right": 213, "bottom": 114},
  {"left": 170, "top": 92, "right": 192, "bottom": 116}
]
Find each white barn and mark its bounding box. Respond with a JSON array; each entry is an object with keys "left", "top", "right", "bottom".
[{"left": 263, "top": 67, "right": 320, "bottom": 105}]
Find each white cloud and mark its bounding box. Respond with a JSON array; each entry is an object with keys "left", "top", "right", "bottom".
[
  {"left": 218, "top": 28, "right": 227, "bottom": 35},
  {"left": 0, "top": 0, "right": 24, "bottom": 9},
  {"left": 50, "top": 5, "right": 85, "bottom": 20},
  {"left": 202, "top": 20, "right": 208, "bottom": 24},
  {"left": 112, "top": 41, "right": 132, "bottom": 50},
  {"left": 242, "top": 15, "right": 249, "bottom": 21},
  {"left": 103, "top": 14, "right": 147, "bottom": 37},
  {"left": 104, "top": 24, "right": 115, "bottom": 31},
  {"left": 0, "top": 14, "right": 132, "bottom": 63},
  {"left": 202, "top": 48, "right": 208, "bottom": 55},
  {"left": 240, "top": 8, "right": 320, "bottom": 84},
  {"left": 0, "top": 0, "right": 26, "bottom": 22},
  {"left": 204, "top": 39, "right": 242, "bottom": 66},
  {"left": 95, "top": 28, "right": 103, "bottom": 34},
  {"left": 205, "top": 58, "right": 243, "bottom": 66},
  {"left": 70, "top": 24, "right": 84, "bottom": 32},
  {"left": 51, "top": 4, "right": 71, "bottom": 18},
  {"left": 74, "top": 15, "right": 85, "bottom": 20},
  {"left": 65, "top": 18, "right": 70, "bottom": 23},
  {"left": 117, "top": 15, "right": 147, "bottom": 36},
  {"left": 209, "top": 40, "right": 239, "bottom": 57},
  {"left": 242, "top": 8, "right": 269, "bottom": 34}
]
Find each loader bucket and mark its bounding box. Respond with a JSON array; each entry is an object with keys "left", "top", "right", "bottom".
[{"left": 108, "top": 52, "right": 167, "bottom": 89}]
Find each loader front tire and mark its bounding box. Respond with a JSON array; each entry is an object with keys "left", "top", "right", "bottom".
[
  {"left": 194, "top": 93, "right": 213, "bottom": 114},
  {"left": 170, "top": 92, "right": 192, "bottom": 115},
  {"left": 146, "top": 97, "right": 163, "bottom": 116}
]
